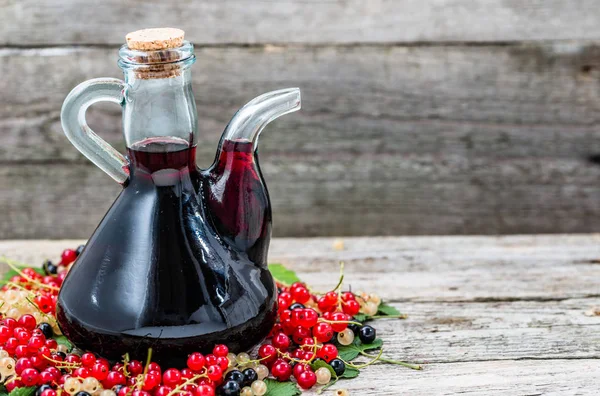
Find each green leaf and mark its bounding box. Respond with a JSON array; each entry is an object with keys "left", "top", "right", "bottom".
[
  {"left": 8, "top": 387, "right": 36, "bottom": 396},
  {"left": 54, "top": 335, "right": 73, "bottom": 351},
  {"left": 337, "top": 338, "right": 384, "bottom": 361},
  {"left": 377, "top": 302, "right": 401, "bottom": 316},
  {"left": 268, "top": 264, "right": 301, "bottom": 285},
  {"left": 0, "top": 384, "right": 7, "bottom": 396},
  {"left": 264, "top": 379, "right": 301, "bottom": 396},
  {"left": 1, "top": 264, "right": 44, "bottom": 284},
  {"left": 310, "top": 360, "right": 336, "bottom": 378},
  {"left": 353, "top": 313, "right": 369, "bottom": 322},
  {"left": 341, "top": 367, "right": 359, "bottom": 379}
]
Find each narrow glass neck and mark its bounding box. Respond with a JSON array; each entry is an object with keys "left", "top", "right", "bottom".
[{"left": 121, "top": 64, "right": 198, "bottom": 150}]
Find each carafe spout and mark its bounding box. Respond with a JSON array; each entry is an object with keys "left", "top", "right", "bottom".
[{"left": 220, "top": 88, "right": 301, "bottom": 148}]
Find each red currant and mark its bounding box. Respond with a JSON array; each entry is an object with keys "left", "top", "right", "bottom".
[
  {"left": 291, "top": 286, "right": 310, "bottom": 304},
  {"left": 187, "top": 352, "right": 206, "bottom": 371},
  {"left": 196, "top": 384, "right": 215, "bottom": 396},
  {"left": 0, "top": 325, "right": 11, "bottom": 342},
  {"left": 292, "top": 326, "right": 311, "bottom": 344},
  {"left": 5, "top": 337, "right": 18, "bottom": 354},
  {"left": 5, "top": 379, "right": 23, "bottom": 392},
  {"left": 313, "top": 322, "right": 334, "bottom": 343},
  {"left": 65, "top": 354, "right": 80, "bottom": 364},
  {"left": 342, "top": 299, "right": 360, "bottom": 315},
  {"left": 331, "top": 312, "right": 349, "bottom": 332},
  {"left": 299, "top": 308, "right": 319, "bottom": 328},
  {"left": 117, "top": 387, "right": 130, "bottom": 396},
  {"left": 15, "top": 357, "right": 33, "bottom": 375},
  {"left": 181, "top": 368, "right": 194, "bottom": 379},
  {"left": 28, "top": 335, "right": 45, "bottom": 352},
  {"left": 80, "top": 352, "right": 96, "bottom": 367},
  {"left": 216, "top": 356, "right": 229, "bottom": 370},
  {"left": 148, "top": 362, "right": 161, "bottom": 374},
  {"left": 293, "top": 363, "right": 309, "bottom": 379},
  {"left": 212, "top": 344, "right": 228, "bottom": 357},
  {"left": 34, "top": 295, "right": 54, "bottom": 313},
  {"left": 44, "top": 339, "right": 58, "bottom": 350},
  {"left": 61, "top": 249, "right": 78, "bottom": 265},
  {"left": 317, "top": 343, "right": 338, "bottom": 363},
  {"left": 258, "top": 344, "right": 277, "bottom": 365},
  {"left": 162, "top": 368, "right": 181, "bottom": 387},
  {"left": 317, "top": 297, "right": 336, "bottom": 313},
  {"left": 301, "top": 337, "right": 315, "bottom": 351},
  {"left": 74, "top": 367, "right": 91, "bottom": 378},
  {"left": 272, "top": 332, "right": 291, "bottom": 351},
  {"left": 105, "top": 371, "right": 126, "bottom": 388},
  {"left": 142, "top": 372, "right": 161, "bottom": 391},
  {"left": 39, "top": 369, "right": 55, "bottom": 384},
  {"left": 128, "top": 360, "right": 143, "bottom": 375},
  {"left": 21, "top": 367, "right": 40, "bottom": 386},
  {"left": 297, "top": 369, "right": 317, "bottom": 389},
  {"left": 206, "top": 365, "right": 222, "bottom": 381},
  {"left": 271, "top": 359, "right": 292, "bottom": 381},
  {"left": 18, "top": 314, "right": 37, "bottom": 331},
  {"left": 205, "top": 354, "right": 217, "bottom": 367},
  {"left": 92, "top": 362, "right": 109, "bottom": 381},
  {"left": 155, "top": 386, "right": 173, "bottom": 396},
  {"left": 29, "top": 355, "right": 47, "bottom": 370},
  {"left": 2, "top": 318, "right": 17, "bottom": 329},
  {"left": 40, "top": 389, "right": 56, "bottom": 396},
  {"left": 341, "top": 291, "right": 355, "bottom": 302}
]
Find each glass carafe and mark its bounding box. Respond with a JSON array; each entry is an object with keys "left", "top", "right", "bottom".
[{"left": 56, "top": 30, "right": 301, "bottom": 365}]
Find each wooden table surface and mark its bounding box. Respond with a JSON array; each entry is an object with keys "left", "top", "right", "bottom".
[{"left": 2, "top": 235, "right": 600, "bottom": 395}]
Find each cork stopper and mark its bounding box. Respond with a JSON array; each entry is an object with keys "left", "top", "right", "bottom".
[{"left": 126, "top": 28, "right": 185, "bottom": 51}]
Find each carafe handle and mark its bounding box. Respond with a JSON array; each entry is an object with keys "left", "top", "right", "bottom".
[{"left": 61, "top": 78, "right": 129, "bottom": 184}]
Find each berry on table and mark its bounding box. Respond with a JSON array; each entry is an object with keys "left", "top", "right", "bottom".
[
  {"left": 61, "top": 249, "right": 78, "bottom": 265},
  {"left": 337, "top": 328, "right": 355, "bottom": 346},
  {"left": 187, "top": 352, "right": 206, "bottom": 371},
  {"left": 241, "top": 368, "right": 258, "bottom": 386},
  {"left": 359, "top": 325, "right": 377, "bottom": 344},
  {"left": 315, "top": 366, "right": 332, "bottom": 384},
  {"left": 213, "top": 344, "right": 228, "bottom": 357},
  {"left": 297, "top": 369, "right": 317, "bottom": 389},
  {"left": 329, "top": 358, "right": 346, "bottom": 376},
  {"left": 250, "top": 380, "right": 267, "bottom": 396},
  {"left": 217, "top": 379, "right": 241, "bottom": 396},
  {"left": 42, "top": 260, "right": 58, "bottom": 275},
  {"left": 224, "top": 369, "right": 244, "bottom": 386},
  {"left": 270, "top": 359, "right": 292, "bottom": 381}
]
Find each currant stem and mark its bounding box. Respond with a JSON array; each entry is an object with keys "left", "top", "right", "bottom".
[
  {"left": 166, "top": 374, "right": 204, "bottom": 396},
  {"left": 320, "top": 319, "right": 363, "bottom": 326},
  {"left": 359, "top": 351, "right": 422, "bottom": 370},
  {"left": 317, "top": 377, "right": 339, "bottom": 394}
]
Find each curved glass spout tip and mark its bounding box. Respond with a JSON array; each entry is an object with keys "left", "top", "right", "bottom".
[{"left": 221, "top": 88, "right": 301, "bottom": 146}]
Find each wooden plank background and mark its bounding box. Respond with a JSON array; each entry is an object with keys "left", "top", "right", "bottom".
[{"left": 2, "top": 1, "right": 600, "bottom": 238}]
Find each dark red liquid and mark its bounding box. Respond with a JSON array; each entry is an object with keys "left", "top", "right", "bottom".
[{"left": 57, "top": 138, "right": 276, "bottom": 366}]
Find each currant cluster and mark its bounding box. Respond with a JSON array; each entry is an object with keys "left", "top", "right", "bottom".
[
  {"left": 251, "top": 282, "right": 380, "bottom": 390},
  {"left": 0, "top": 248, "right": 387, "bottom": 396}
]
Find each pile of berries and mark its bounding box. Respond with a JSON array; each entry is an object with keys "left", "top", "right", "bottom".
[{"left": 0, "top": 248, "right": 388, "bottom": 396}]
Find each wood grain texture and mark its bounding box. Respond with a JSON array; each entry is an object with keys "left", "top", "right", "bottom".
[
  {"left": 3, "top": 0, "right": 600, "bottom": 45},
  {"left": 1, "top": 236, "right": 600, "bottom": 394},
  {"left": 3, "top": 44, "right": 600, "bottom": 237}
]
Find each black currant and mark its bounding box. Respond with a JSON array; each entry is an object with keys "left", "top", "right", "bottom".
[
  {"left": 329, "top": 358, "right": 346, "bottom": 377},
  {"left": 224, "top": 369, "right": 244, "bottom": 386},
  {"left": 242, "top": 368, "right": 258, "bottom": 386},
  {"left": 347, "top": 322, "right": 360, "bottom": 335},
  {"left": 75, "top": 392, "right": 91, "bottom": 396},
  {"left": 289, "top": 302, "right": 305, "bottom": 310},
  {"left": 359, "top": 325, "right": 377, "bottom": 344},
  {"left": 35, "top": 385, "right": 52, "bottom": 396},
  {"left": 42, "top": 259, "right": 58, "bottom": 275},
  {"left": 55, "top": 351, "right": 67, "bottom": 359},
  {"left": 75, "top": 244, "right": 85, "bottom": 256},
  {"left": 217, "top": 379, "right": 241, "bottom": 396},
  {"left": 38, "top": 322, "right": 54, "bottom": 339},
  {"left": 113, "top": 385, "right": 124, "bottom": 394}
]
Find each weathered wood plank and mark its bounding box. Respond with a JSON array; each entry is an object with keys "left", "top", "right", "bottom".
[
  {"left": 3, "top": 44, "right": 600, "bottom": 163},
  {"left": 2, "top": 236, "right": 600, "bottom": 301},
  {"left": 3, "top": 0, "right": 600, "bottom": 45},
  {"left": 1, "top": 237, "right": 600, "bottom": 394},
  {"left": 3, "top": 44, "right": 600, "bottom": 237},
  {"left": 311, "top": 360, "right": 600, "bottom": 396}
]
